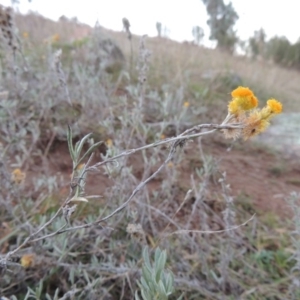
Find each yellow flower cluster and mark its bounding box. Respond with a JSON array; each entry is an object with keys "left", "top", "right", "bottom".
[{"left": 224, "top": 86, "right": 283, "bottom": 140}]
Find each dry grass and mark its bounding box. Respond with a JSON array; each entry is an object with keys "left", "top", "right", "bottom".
[
  {"left": 14, "top": 11, "right": 300, "bottom": 113},
  {"left": 103, "top": 29, "right": 300, "bottom": 112},
  {"left": 15, "top": 12, "right": 92, "bottom": 43}
]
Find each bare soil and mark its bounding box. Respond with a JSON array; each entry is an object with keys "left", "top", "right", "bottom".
[{"left": 27, "top": 134, "right": 300, "bottom": 221}]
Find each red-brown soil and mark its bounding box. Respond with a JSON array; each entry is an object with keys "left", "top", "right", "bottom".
[{"left": 26, "top": 134, "right": 300, "bottom": 220}]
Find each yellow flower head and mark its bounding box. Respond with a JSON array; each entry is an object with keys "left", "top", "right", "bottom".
[
  {"left": 76, "top": 163, "right": 85, "bottom": 171},
  {"left": 228, "top": 86, "right": 258, "bottom": 114},
  {"left": 167, "top": 162, "right": 174, "bottom": 168},
  {"left": 267, "top": 99, "right": 282, "bottom": 114},
  {"left": 106, "top": 138, "right": 113, "bottom": 148},
  {"left": 21, "top": 254, "right": 35, "bottom": 268},
  {"left": 11, "top": 168, "right": 26, "bottom": 185},
  {"left": 242, "top": 110, "right": 270, "bottom": 140},
  {"left": 259, "top": 99, "right": 283, "bottom": 120},
  {"left": 183, "top": 101, "right": 190, "bottom": 108},
  {"left": 52, "top": 33, "right": 60, "bottom": 43}
]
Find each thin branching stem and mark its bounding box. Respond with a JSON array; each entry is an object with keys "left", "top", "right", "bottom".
[{"left": 88, "top": 123, "right": 242, "bottom": 171}]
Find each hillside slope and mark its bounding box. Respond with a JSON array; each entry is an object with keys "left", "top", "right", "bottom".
[{"left": 0, "top": 10, "right": 300, "bottom": 299}]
